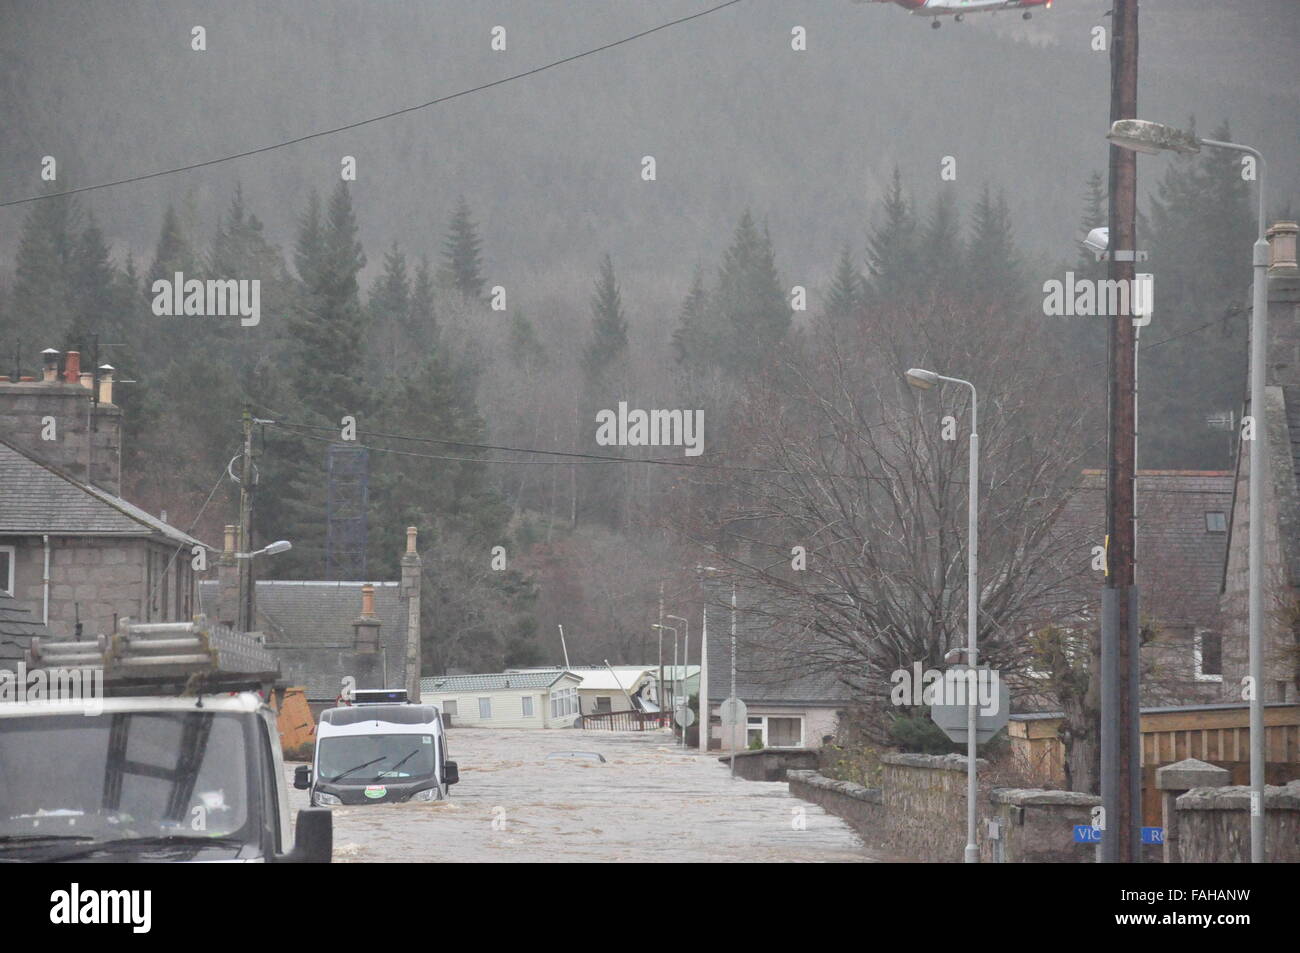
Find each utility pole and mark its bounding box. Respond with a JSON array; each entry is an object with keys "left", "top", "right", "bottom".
[
  {"left": 1101, "top": 0, "right": 1141, "bottom": 864},
  {"left": 238, "top": 407, "right": 256, "bottom": 634},
  {"left": 658, "top": 581, "right": 665, "bottom": 726}
]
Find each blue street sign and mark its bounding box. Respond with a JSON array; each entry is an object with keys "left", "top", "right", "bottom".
[
  {"left": 1073, "top": 826, "right": 1164, "bottom": 843},
  {"left": 1073, "top": 825, "right": 1103, "bottom": 843}
]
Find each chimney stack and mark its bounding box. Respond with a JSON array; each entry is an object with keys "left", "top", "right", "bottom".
[
  {"left": 1267, "top": 221, "right": 1298, "bottom": 274},
  {"left": 401, "top": 527, "right": 423, "bottom": 702},
  {"left": 215, "top": 525, "right": 240, "bottom": 628},
  {"left": 0, "top": 347, "right": 122, "bottom": 494},
  {"left": 353, "top": 583, "right": 381, "bottom": 654}
]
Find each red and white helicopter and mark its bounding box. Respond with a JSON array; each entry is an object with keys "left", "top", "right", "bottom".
[{"left": 868, "top": 0, "right": 1053, "bottom": 29}]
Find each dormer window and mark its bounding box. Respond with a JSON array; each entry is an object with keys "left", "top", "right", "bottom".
[{"left": 1205, "top": 511, "right": 1227, "bottom": 533}]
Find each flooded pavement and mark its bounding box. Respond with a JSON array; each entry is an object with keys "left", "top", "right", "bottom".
[{"left": 288, "top": 728, "right": 882, "bottom": 862}]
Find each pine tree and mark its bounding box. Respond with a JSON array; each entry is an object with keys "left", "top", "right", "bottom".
[
  {"left": 714, "top": 210, "right": 787, "bottom": 372},
  {"left": 367, "top": 241, "right": 411, "bottom": 377},
  {"left": 408, "top": 255, "right": 437, "bottom": 355},
  {"left": 963, "top": 184, "right": 1022, "bottom": 305},
  {"left": 1075, "top": 171, "right": 1108, "bottom": 277},
  {"left": 440, "top": 197, "right": 485, "bottom": 300},
  {"left": 148, "top": 203, "right": 200, "bottom": 288},
  {"left": 919, "top": 192, "right": 961, "bottom": 296},
  {"left": 1142, "top": 119, "right": 1254, "bottom": 468},
  {"left": 581, "top": 253, "right": 629, "bottom": 389},
  {"left": 670, "top": 266, "right": 711, "bottom": 365},
  {"left": 12, "top": 189, "right": 80, "bottom": 346},
  {"left": 508, "top": 311, "right": 547, "bottom": 372},
  {"left": 293, "top": 190, "right": 325, "bottom": 291},
  {"left": 824, "top": 244, "right": 864, "bottom": 327},
  {"left": 289, "top": 182, "right": 369, "bottom": 423},
  {"left": 866, "top": 167, "right": 917, "bottom": 304},
  {"left": 64, "top": 212, "right": 118, "bottom": 351}
]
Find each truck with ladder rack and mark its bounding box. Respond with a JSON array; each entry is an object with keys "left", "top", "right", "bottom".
[{"left": 0, "top": 617, "right": 332, "bottom": 863}]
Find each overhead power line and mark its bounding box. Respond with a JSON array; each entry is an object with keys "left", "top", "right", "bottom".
[{"left": 0, "top": 0, "right": 747, "bottom": 209}]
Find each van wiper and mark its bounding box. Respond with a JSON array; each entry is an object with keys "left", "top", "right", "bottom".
[
  {"left": 328, "top": 756, "right": 387, "bottom": 782},
  {"left": 379, "top": 750, "right": 421, "bottom": 776}
]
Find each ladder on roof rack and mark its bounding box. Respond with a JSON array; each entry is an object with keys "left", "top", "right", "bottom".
[{"left": 26, "top": 615, "right": 280, "bottom": 692}]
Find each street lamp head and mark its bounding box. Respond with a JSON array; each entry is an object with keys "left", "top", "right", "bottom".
[
  {"left": 905, "top": 367, "right": 940, "bottom": 390},
  {"left": 1081, "top": 225, "right": 1109, "bottom": 256},
  {"left": 1107, "top": 118, "right": 1200, "bottom": 156},
  {"left": 262, "top": 540, "right": 293, "bottom": 556}
]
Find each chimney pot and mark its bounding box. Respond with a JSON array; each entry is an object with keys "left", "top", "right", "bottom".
[
  {"left": 223, "top": 525, "right": 237, "bottom": 555},
  {"left": 78, "top": 371, "right": 93, "bottom": 390},
  {"left": 41, "top": 349, "right": 61, "bottom": 383},
  {"left": 406, "top": 526, "right": 418, "bottom": 554},
  {"left": 63, "top": 351, "right": 81, "bottom": 384},
  {"left": 361, "top": 583, "right": 376, "bottom": 618},
  {"left": 97, "top": 365, "right": 115, "bottom": 405},
  {"left": 1267, "top": 221, "right": 1298, "bottom": 273}
]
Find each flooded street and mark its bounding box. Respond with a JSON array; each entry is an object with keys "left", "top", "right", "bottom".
[{"left": 289, "top": 728, "right": 881, "bottom": 862}]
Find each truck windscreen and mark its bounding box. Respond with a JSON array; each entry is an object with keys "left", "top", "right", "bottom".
[
  {"left": 0, "top": 711, "right": 251, "bottom": 843},
  {"left": 318, "top": 734, "right": 436, "bottom": 782}
]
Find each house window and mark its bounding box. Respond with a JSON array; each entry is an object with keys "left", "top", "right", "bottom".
[
  {"left": 521, "top": 696, "right": 534, "bottom": 717},
  {"left": 767, "top": 717, "right": 803, "bottom": 748},
  {"left": 594, "top": 696, "right": 611, "bottom": 713},
  {"left": 478, "top": 698, "right": 492, "bottom": 720},
  {"left": 1194, "top": 632, "right": 1223, "bottom": 682},
  {"left": 0, "top": 545, "right": 14, "bottom": 596},
  {"left": 1205, "top": 511, "right": 1227, "bottom": 533},
  {"left": 742, "top": 715, "right": 805, "bottom": 748},
  {"left": 443, "top": 700, "right": 458, "bottom": 717}
]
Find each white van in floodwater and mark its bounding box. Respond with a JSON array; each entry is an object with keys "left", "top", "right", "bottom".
[{"left": 295, "top": 690, "right": 459, "bottom": 806}]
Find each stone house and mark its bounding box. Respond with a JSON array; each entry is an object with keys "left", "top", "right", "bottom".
[
  {"left": 1052, "top": 469, "right": 1235, "bottom": 706},
  {"left": 1219, "top": 221, "right": 1300, "bottom": 705},
  {"left": 0, "top": 435, "right": 204, "bottom": 641}
]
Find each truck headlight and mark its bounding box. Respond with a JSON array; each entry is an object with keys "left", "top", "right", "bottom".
[
  {"left": 408, "top": 787, "right": 440, "bottom": 802},
  {"left": 314, "top": 791, "right": 342, "bottom": 806}
]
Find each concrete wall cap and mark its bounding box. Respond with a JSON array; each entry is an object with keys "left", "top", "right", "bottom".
[
  {"left": 880, "top": 751, "right": 988, "bottom": 770},
  {"left": 989, "top": 787, "right": 1102, "bottom": 807},
  {"left": 1156, "top": 757, "right": 1231, "bottom": 790}
]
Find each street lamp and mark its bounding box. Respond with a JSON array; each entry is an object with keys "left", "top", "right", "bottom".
[
  {"left": 666, "top": 614, "right": 689, "bottom": 746},
  {"left": 697, "top": 566, "right": 739, "bottom": 774},
  {"left": 1109, "top": 118, "right": 1268, "bottom": 863},
  {"left": 235, "top": 540, "right": 292, "bottom": 559},
  {"left": 906, "top": 367, "right": 981, "bottom": 864},
  {"left": 651, "top": 623, "right": 677, "bottom": 730}
]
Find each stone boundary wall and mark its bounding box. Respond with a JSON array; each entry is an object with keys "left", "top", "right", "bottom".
[
  {"left": 787, "top": 770, "right": 886, "bottom": 849},
  {"left": 721, "top": 747, "right": 820, "bottom": 781},
  {"left": 879, "top": 753, "right": 977, "bottom": 862},
  {"left": 1175, "top": 781, "right": 1300, "bottom": 863},
  {"left": 982, "top": 788, "right": 1102, "bottom": 863}
]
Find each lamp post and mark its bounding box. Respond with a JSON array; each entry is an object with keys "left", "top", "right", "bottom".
[
  {"left": 234, "top": 540, "right": 292, "bottom": 634},
  {"left": 906, "top": 367, "right": 980, "bottom": 864},
  {"left": 651, "top": 624, "right": 677, "bottom": 730},
  {"left": 1108, "top": 118, "right": 1267, "bottom": 863},
  {"left": 667, "top": 613, "right": 689, "bottom": 746},
  {"left": 697, "top": 566, "right": 737, "bottom": 771}
]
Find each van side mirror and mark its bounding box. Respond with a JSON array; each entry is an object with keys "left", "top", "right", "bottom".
[
  {"left": 444, "top": 760, "right": 459, "bottom": 785},
  {"left": 293, "top": 764, "right": 312, "bottom": 790},
  {"left": 279, "top": 807, "right": 332, "bottom": 863}
]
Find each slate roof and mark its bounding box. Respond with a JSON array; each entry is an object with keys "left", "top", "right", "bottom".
[
  {"left": 197, "top": 580, "right": 409, "bottom": 701},
  {"left": 0, "top": 590, "right": 49, "bottom": 665},
  {"left": 420, "top": 671, "right": 576, "bottom": 694},
  {"left": 0, "top": 438, "right": 203, "bottom": 547},
  {"left": 704, "top": 598, "right": 854, "bottom": 706},
  {"left": 1059, "top": 470, "right": 1233, "bottom": 628}
]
